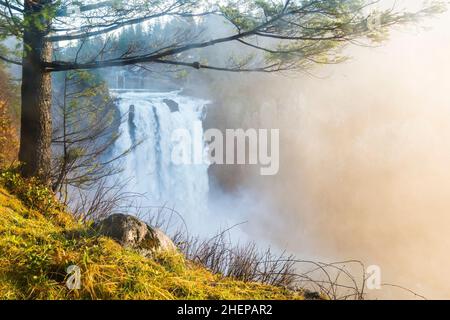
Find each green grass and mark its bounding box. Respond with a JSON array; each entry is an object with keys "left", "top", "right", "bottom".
[{"left": 0, "top": 181, "right": 303, "bottom": 300}]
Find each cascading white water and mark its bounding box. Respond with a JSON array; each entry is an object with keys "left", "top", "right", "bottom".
[{"left": 111, "top": 90, "right": 210, "bottom": 231}]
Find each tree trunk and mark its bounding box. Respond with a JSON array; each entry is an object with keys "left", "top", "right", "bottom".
[{"left": 18, "top": 2, "right": 52, "bottom": 183}]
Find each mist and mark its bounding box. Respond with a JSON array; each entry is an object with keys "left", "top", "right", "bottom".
[{"left": 200, "top": 9, "right": 450, "bottom": 299}]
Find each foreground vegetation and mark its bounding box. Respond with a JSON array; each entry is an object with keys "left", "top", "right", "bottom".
[
  {"left": 0, "top": 172, "right": 303, "bottom": 300},
  {"left": 0, "top": 63, "right": 304, "bottom": 300}
]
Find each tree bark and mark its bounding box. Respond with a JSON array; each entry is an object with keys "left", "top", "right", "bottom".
[{"left": 18, "top": 1, "right": 52, "bottom": 183}]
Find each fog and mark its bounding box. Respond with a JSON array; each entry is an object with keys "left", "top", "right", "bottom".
[{"left": 201, "top": 8, "right": 450, "bottom": 299}]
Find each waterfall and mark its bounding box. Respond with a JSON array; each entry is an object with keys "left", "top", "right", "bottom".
[{"left": 111, "top": 90, "right": 210, "bottom": 230}]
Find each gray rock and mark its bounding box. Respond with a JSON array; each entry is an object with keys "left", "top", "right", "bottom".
[
  {"left": 94, "top": 214, "right": 177, "bottom": 255},
  {"left": 163, "top": 99, "right": 179, "bottom": 112},
  {"left": 128, "top": 104, "right": 137, "bottom": 143}
]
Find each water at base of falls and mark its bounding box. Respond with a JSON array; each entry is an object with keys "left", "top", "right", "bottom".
[{"left": 111, "top": 90, "right": 210, "bottom": 232}]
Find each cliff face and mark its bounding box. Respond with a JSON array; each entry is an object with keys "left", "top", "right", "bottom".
[{"left": 0, "top": 177, "right": 302, "bottom": 300}]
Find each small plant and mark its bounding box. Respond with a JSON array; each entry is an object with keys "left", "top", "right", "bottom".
[{"left": 0, "top": 169, "right": 65, "bottom": 215}]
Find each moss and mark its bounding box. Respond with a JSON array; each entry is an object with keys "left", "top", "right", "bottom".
[{"left": 0, "top": 182, "right": 303, "bottom": 300}]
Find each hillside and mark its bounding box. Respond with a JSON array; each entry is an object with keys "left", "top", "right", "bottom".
[{"left": 0, "top": 174, "right": 303, "bottom": 300}]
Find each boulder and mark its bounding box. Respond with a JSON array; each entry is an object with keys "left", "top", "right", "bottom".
[
  {"left": 128, "top": 104, "right": 137, "bottom": 143},
  {"left": 94, "top": 214, "right": 177, "bottom": 255},
  {"left": 163, "top": 98, "right": 179, "bottom": 112}
]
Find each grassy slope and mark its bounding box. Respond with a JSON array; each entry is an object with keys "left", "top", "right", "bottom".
[{"left": 0, "top": 187, "right": 303, "bottom": 300}]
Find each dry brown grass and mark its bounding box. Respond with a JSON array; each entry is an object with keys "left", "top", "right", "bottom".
[{"left": 0, "top": 66, "right": 19, "bottom": 169}]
